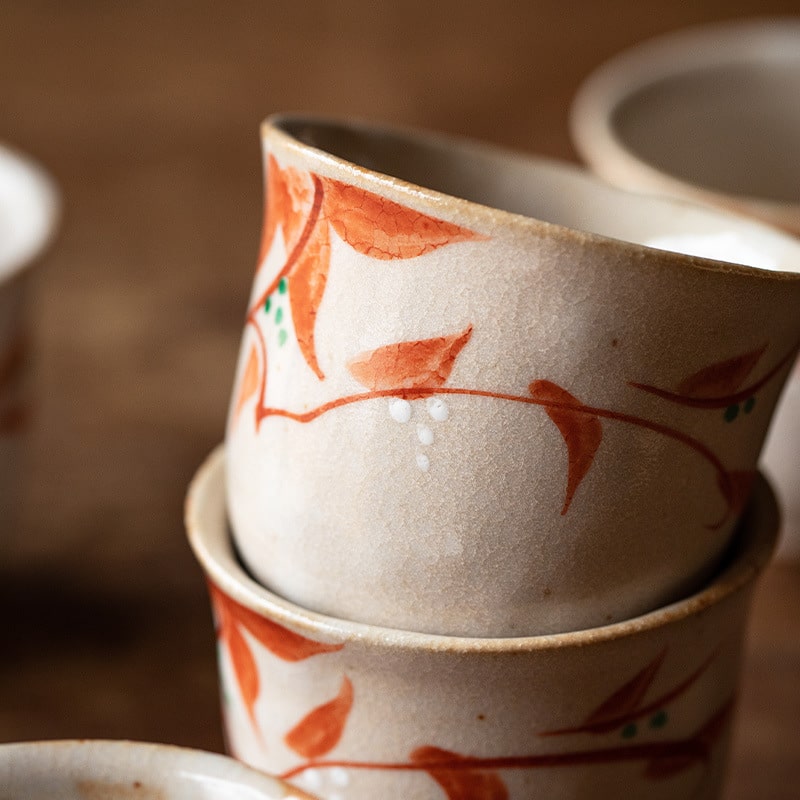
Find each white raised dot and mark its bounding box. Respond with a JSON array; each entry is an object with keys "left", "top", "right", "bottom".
[
  {"left": 389, "top": 398, "right": 412, "bottom": 423},
  {"left": 299, "top": 769, "right": 322, "bottom": 791},
  {"left": 426, "top": 396, "right": 449, "bottom": 421},
  {"left": 417, "top": 424, "right": 434, "bottom": 446},
  {"left": 329, "top": 766, "right": 350, "bottom": 787},
  {"left": 416, "top": 453, "right": 430, "bottom": 472}
]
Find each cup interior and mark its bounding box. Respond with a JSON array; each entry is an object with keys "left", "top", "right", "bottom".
[
  {"left": 570, "top": 19, "right": 800, "bottom": 224},
  {"left": 273, "top": 114, "right": 800, "bottom": 272},
  {"left": 0, "top": 740, "right": 310, "bottom": 799},
  {"left": 0, "top": 144, "right": 59, "bottom": 284}
]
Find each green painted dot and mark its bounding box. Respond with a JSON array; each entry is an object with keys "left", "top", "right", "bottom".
[
  {"left": 264, "top": 296, "right": 271, "bottom": 313},
  {"left": 650, "top": 710, "right": 668, "bottom": 729},
  {"left": 744, "top": 396, "right": 756, "bottom": 414},
  {"left": 275, "top": 307, "right": 284, "bottom": 324},
  {"left": 724, "top": 404, "right": 739, "bottom": 422},
  {"left": 278, "top": 329, "right": 288, "bottom": 347},
  {"left": 278, "top": 277, "right": 288, "bottom": 294},
  {"left": 621, "top": 723, "right": 637, "bottom": 739}
]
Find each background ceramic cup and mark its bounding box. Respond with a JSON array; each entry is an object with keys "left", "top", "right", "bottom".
[
  {"left": 569, "top": 18, "right": 800, "bottom": 559},
  {"left": 0, "top": 142, "right": 58, "bottom": 536},
  {"left": 188, "top": 446, "right": 778, "bottom": 800},
  {"left": 0, "top": 739, "right": 317, "bottom": 799},
  {"left": 225, "top": 114, "right": 800, "bottom": 637}
]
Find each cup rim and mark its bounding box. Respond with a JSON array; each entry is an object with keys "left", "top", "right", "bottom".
[
  {"left": 569, "top": 17, "right": 800, "bottom": 231},
  {"left": 187, "top": 445, "right": 777, "bottom": 653},
  {"left": 0, "top": 739, "right": 305, "bottom": 796},
  {"left": 0, "top": 142, "right": 60, "bottom": 284},
  {"left": 261, "top": 112, "right": 800, "bottom": 280}
]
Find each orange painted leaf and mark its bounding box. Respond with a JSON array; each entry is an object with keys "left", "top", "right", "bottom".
[
  {"left": 321, "top": 177, "right": 485, "bottom": 260},
  {"left": 410, "top": 747, "right": 509, "bottom": 800},
  {"left": 582, "top": 649, "right": 666, "bottom": 733},
  {"left": 258, "top": 155, "right": 314, "bottom": 265},
  {"left": 234, "top": 343, "right": 261, "bottom": 421},
  {"left": 347, "top": 326, "right": 472, "bottom": 392},
  {"left": 284, "top": 677, "right": 353, "bottom": 759},
  {"left": 226, "top": 619, "right": 261, "bottom": 725},
  {"left": 528, "top": 380, "right": 602, "bottom": 515},
  {"left": 288, "top": 215, "right": 331, "bottom": 380},
  {"left": 677, "top": 345, "right": 767, "bottom": 399},
  {"left": 209, "top": 583, "right": 344, "bottom": 662}
]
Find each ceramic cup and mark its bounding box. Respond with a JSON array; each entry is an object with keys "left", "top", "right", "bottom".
[
  {"left": 188, "top": 445, "right": 778, "bottom": 800},
  {"left": 570, "top": 18, "right": 800, "bottom": 558},
  {"left": 226, "top": 114, "right": 800, "bottom": 637},
  {"left": 0, "top": 142, "right": 58, "bottom": 535},
  {"left": 0, "top": 739, "right": 318, "bottom": 799}
]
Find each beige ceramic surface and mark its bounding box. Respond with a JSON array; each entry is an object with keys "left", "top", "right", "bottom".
[
  {"left": 225, "top": 114, "right": 800, "bottom": 637},
  {"left": 188, "top": 446, "right": 778, "bottom": 800},
  {"left": 0, "top": 143, "right": 58, "bottom": 537},
  {"left": 570, "top": 18, "right": 800, "bottom": 560},
  {"left": 0, "top": 739, "right": 317, "bottom": 799}
]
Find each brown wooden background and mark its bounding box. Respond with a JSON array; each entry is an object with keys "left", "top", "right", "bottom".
[{"left": 1, "top": 2, "right": 799, "bottom": 797}]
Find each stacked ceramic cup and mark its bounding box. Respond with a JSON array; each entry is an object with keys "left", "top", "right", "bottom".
[{"left": 186, "top": 114, "right": 800, "bottom": 800}]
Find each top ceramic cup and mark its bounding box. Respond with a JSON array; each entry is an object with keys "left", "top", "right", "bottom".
[
  {"left": 226, "top": 114, "right": 800, "bottom": 637},
  {"left": 569, "top": 18, "right": 800, "bottom": 558}
]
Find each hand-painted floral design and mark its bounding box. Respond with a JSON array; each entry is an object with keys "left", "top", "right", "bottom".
[
  {"left": 266, "top": 646, "right": 731, "bottom": 800},
  {"left": 233, "top": 155, "right": 797, "bottom": 524}
]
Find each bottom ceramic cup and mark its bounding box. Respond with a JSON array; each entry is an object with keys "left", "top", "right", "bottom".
[
  {"left": 0, "top": 739, "right": 317, "bottom": 799},
  {"left": 187, "top": 446, "right": 777, "bottom": 800}
]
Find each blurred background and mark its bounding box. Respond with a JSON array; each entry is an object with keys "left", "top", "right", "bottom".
[{"left": 1, "top": 2, "right": 798, "bottom": 798}]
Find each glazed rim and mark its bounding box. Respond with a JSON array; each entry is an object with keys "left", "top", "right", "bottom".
[
  {"left": 0, "top": 739, "right": 298, "bottom": 794},
  {"left": 0, "top": 143, "right": 59, "bottom": 283},
  {"left": 263, "top": 112, "right": 800, "bottom": 280},
  {"left": 569, "top": 18, "right": 800, "bottom": 221},
  {"left": 187, "top": 446, "right": 777, "bottom": 653}
]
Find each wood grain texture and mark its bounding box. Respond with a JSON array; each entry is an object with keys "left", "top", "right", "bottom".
[{"left": 0, "top": 2, "right": 798, "bottom": 797}]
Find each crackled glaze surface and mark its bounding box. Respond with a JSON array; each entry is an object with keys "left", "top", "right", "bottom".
[
  {"left": 188, "top": 447, "right": 778, "bottom": 800},
  {"left": 225, "top": 116, "right": 800, "bottom": 637}
]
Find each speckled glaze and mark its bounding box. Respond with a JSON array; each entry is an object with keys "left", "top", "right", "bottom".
[
  {"left": 188, "top": 446, "right": 778, "bottom": 800},
  {"left": 570, "top": 19, "right": 800, "bottom": 559},
  {"left": 225, "top": 114, "right": 800, "bottom": 637},
  {"left": 0, "top": 143, "right": 58, "bottom": 540},
  {"left": 0, "top": 739, "right": 317, "bottom": 799}
]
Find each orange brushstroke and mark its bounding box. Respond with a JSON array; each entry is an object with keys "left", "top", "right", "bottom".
[
  {"left": 289, "top": 214, "right": 331, "bottom": 380},
  {"left": 528, "top": 380, "right": 603, "bottom": 515},
  {"left": 677, "top": 345, "right": 767, "bottom": 398},
  {"left": 234, "top": 343, "right": 261, "bottom": 421},
  {"left": 410, "top": 747, "right": 509, "bottom": 800},
  {"left": 347, "top": 326, "right": 472, "bottom": 393},
  {"left": 322, "top": 178, "right": 485, "bottom": 260},
  {"left": 210, "top": 583, "right": 344, "bottom": 662},
  {"left": 284, "top": 677, "right": 354, "bottom": 759},
  {"left": 258, "top": 154, "right": 314, "bottom": 265}
]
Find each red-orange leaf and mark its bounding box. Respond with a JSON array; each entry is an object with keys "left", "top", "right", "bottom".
[
  {"left": 582, "top": 648, "right": 666, "bottom": 733},
  {"left": 234, "top": 343, "right": 261, "bottom": 422},
  {"left": 226, "top": 619, "right": 261, "bottom": 725},
  {"left": 410, "top": 747, "right": 509, "bottom": 800},
  {"left": 288, "top": 216, "right": 331, "bottom": 380},
  {"left": 284, "top": 677, "right": 353, "bottom": 759},
  {"left": 210, "top": 583, "right": 344, "bottom": 662},
  {"left": 529, "top": 380, "right": 602, "bottom": 515},
  {"left": 321, "top": 177, "right": 485, "bottom": 260},
  {"left": 259, "top": 155, "right": 314, "bottom": 265},
  {"left": 347, "top": 326, "right": 472, "bottom": 393},
  {"left": 677, "top": 345, "right": 767, "bottom": 398}
]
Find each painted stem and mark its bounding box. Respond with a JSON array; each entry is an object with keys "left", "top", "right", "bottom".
[
  {"left": 255, "top": 385, "right": 731, "bottom": 507},
  {"left": 279, "top": 700, "right": 733, "bottom": 781}
]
